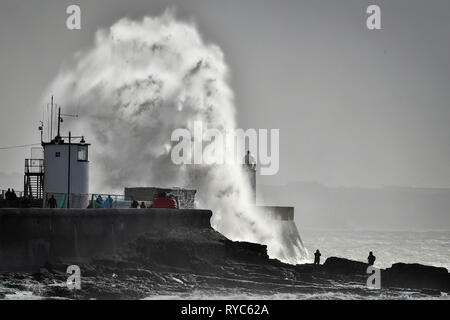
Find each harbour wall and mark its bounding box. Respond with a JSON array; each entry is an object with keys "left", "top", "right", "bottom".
[{"left": 0, "top": 208, "right": 212, "bottom": 272}]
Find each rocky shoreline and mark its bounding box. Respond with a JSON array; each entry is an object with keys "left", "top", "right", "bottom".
[{"left": 1, "top": 226, "right": 448, "bottom": 299}]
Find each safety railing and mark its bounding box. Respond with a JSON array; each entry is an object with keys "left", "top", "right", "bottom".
[
  {"left": 43, "top": 192, "right": 133, "bottom": 209},
  {"left": 89, "top": 193, "right": 133, "bottom": 209},
  {"left": 0, "top": 189, "right": 25, "bottom": 200},
  {"left": 24, "top": 159, "right": 44, "bottom": 174}
]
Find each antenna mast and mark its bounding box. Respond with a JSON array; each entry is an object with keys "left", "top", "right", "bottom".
[
  {"left": 57, "top": 107, "right": 62, "bottom": 139},
  {"left": 50, "top": 96, "right": 54, "bottom": 140}
]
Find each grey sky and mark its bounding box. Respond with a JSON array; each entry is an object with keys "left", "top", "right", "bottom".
[{"left": 0, "top": 0, "right": 449, "bottom": 190}]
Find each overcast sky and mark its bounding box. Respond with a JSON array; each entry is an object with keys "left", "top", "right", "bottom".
[{"left": 0, "top": 0, "right": 449, "bottom": 190}]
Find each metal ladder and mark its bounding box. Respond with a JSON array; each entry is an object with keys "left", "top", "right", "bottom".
[{"left": 24, "top": 159, "right": 44, "bottom": 201}]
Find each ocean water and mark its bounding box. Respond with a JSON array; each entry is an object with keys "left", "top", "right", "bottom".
[{"left": 301, "top": 229, "right": 450, "bottom": 270}]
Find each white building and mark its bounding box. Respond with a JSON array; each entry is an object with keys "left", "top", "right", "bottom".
[
  {"left": 43, "top": 137, "right": 90, "bottom": 208},
  {"left": 40, "top": 105, "right": 90, "bottom": 208}
]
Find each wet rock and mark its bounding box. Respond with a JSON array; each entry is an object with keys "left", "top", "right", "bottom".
[
  {"left": 321, "top": 257, "right": 450, "bottom": 293},
  {"left": 383, "top": 263, "right": 450, "bottom": 292},
  {"left": 322, "top": 257, "right": 368, "bottom": 275},
  {"left": 223, "top": 240, "right": 269, "bottom": 264}
]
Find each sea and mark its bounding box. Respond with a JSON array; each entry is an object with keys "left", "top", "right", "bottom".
[{"left": 301, "top": 229, "right": 450, "bottom": 270}]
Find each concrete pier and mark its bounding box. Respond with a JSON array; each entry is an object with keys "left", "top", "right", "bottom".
[{"left": 0, "top": 208, "right": 212, "bottom": 272}]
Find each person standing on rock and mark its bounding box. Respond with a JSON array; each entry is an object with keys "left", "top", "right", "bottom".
[
  {"left": 368, "top": 251, "right": 376, "bottom": 266},
  {"left": 314, "top": 249, "right": 321, "bottom": 265}
]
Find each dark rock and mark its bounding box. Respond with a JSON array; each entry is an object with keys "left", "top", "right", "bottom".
[
  {"left": 223, "top": 240, "right": 269, "bottom": 264},
  {"left": 322, "top": 258, "right": 450, "bottom": 292},
  {"left": 420, "top": 288, "right": 442, "bottom": 296},
  {"left": 323, "top": 257, "right": 368, "bottom": 275},
  {"left": 383, "top": 263, "right": 450, "bottom": 292}
]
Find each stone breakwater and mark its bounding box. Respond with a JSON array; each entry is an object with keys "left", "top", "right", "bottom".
[{"left": 0, "top": 208, "right": 212, "bottom": 272}]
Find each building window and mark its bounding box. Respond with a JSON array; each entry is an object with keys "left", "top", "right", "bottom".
[
  {"left": 55, "top": 152, "right": 60, "bottom": 158},
  {"left": 77, "top": 146, "right": 88, "bottom": 162}
]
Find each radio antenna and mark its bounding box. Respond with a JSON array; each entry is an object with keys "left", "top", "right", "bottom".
[{"left": 50, "top": 96, "right": 54, "bottom": 140}]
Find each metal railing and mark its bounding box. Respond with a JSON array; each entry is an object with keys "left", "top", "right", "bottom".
[
  {"left": 24, "top": 159, "right": 44, "bottom": 199},
  {"left": 0, "top": 189, "right": 25, "bottom": 200},
  {"left": 43, "top": 192, "right": 133, "bottom": 209},
  {"left": 24, "top": 159, "right": 44, "bottom": 174},
  {"left": 89, "top": 193, "right": 133, "bottom": 209},
  {"left": 2, "top": 190, "right": 138, "bottom": 209}
]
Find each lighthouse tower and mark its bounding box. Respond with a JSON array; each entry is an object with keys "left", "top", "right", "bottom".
[
  {"left": 42, "top": 101, "right": 90, "bottom": 208},
  {"left": 243, "top": 150, "right": 257, "bottom": 204}
]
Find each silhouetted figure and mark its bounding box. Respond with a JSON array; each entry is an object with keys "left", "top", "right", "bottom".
[
  {"left": 169, "top": 194, "right": 180, "bottom": 209},
  {"left": 48, "top": 195, "right": 57, "bottom": 209},
  {"left": 153, "top": 192, "right": 178, "bottom": 209},
  {"left": 314, "top": 249, "right": 322, "bottom": 265},
  {"left": 105, "top": 195, "right": 113, "bottom": 209},
  {"left": 5, "top": 188, "right": 11, "bottom": 200},
  {"left": 131, "top": 200, "right": 139, "bottom": 208},
  {"left": 23, "top": 195, "right": 32, "bottom": 208},
  {"left": 95, "top": 195, "right": 104, "bottom": 208},
  {"left": 140, "top": 202, "right": 146, "bottom": 208},
  {"left": 159, "top": 192, "right": 167, "bottom": 198},
  {"left": 10, "top": 189, "right": 17, "bottom": 200},
  {"left": 368, "top": 251, "right": 376, "bottom": 266}
]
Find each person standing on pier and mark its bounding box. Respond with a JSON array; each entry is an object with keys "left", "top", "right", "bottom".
[
  {"left": 105, "top": 195, "right": 113, "bottom": 209},
  {"left": 48, "top": 195, "right": 57, "bottom": 209}
]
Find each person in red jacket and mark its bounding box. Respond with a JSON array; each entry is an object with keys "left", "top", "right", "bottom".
[{"left": 152, "top": 192, "right": 178, "bottom": 209}]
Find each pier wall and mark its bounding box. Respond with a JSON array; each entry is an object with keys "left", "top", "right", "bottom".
[{"left": 0, "top": 208, "right": 212, "bottom": 272}]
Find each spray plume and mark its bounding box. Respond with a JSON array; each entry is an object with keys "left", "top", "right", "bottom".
[{"left": 44, "top": 10, "right": 308, "bottom": 264}]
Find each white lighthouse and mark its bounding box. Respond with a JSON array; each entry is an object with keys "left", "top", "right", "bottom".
[{"left": 42, "top": 102, "right": 90, "bottom": 208}]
